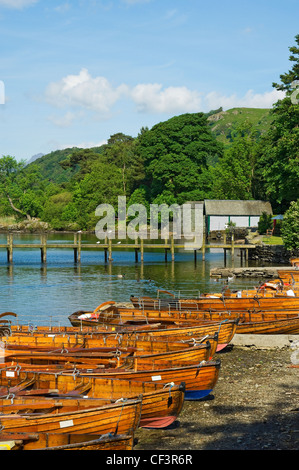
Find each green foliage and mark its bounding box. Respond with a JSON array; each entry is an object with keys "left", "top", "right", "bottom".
[
  {"left": 255, "top": 34, "right": 299, "bottom": 212},
  {"left": 209, "top": 123, "right": 258, "bottom": 200},
  {"left": 281, "top": 200, "right": 299, "bottom": 251},
  {"left": 137, "top": 113, "right": 223, "bottom": 201},
  {"left": 258, "top": 212, "right": 273, "bottom": 234}
]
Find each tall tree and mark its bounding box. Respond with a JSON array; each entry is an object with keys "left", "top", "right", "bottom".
[
  {"left": 137, "top": 113, "right": 223, "bottom": 202},
  {"left": 0, "top": 156, "right": 45, "bottom": 220},
  {"left": 255, "top": 35, "right": 299, "bottom": 211},
  {"left": 210, "top": 123, "right": 259, "bottom": 200},
  {"left": 103, "top": 133, "right": 144, "bottom": 196}
]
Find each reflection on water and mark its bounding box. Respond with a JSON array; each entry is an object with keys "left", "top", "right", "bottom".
[{"left": 0, "top": 233, "right": 271, "bottom": 327}]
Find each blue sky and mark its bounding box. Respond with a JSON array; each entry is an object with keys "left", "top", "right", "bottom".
[{"left": 0, "top": 0, "right": 297, "bottom": 161}]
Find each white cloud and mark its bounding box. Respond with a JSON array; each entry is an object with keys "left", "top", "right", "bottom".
[
  {"left": 44, "top": 69, "right": 286, "bottom": 127},
  {"left": 45, "top": 68, "right": 128, "bottom": 115},
  {"left": 130, "top": 83, "right": 202, "bottom": 113},
  {"left": 203, "top": 89, "right": 285, "bottom": 111},
  {"left": 0, "top": 0, "right": 38, "bottom": 8}
]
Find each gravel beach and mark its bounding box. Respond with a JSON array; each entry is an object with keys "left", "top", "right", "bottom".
[{"left": 134, "top": 343, "right": 299, "bottom": 451}]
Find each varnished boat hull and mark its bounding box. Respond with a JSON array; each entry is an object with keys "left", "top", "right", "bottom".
[
  {"left": 0, "top": 360, "right": 220, "bottom": 401},
  {"left": 236, "top": 315, "right": 299, "bottom": 334},
  {"left": 0, "top": 398, "right": 142, "bottom": 436},
  {"left": 0, "top": 372, "right": 185, "bottom": 429},
  {"left": 0, "top": 432, "right": 134, "bottom": 450},
  {"left": 129, "top": 295, "right": 299, "bottom": 311}
]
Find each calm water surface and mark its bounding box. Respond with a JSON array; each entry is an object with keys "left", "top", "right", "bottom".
[{"left": 0, "top": 233, "right": 273, "bottom": 327}]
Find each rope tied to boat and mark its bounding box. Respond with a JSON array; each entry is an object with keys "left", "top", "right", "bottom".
[
  {"left": 162, "top": 382, "right": 175, "bottom": 406},
  {"left": 195, "top": 360, "right": 207, "bottom": 377},
  {"left": 114, "top": 398, "right": 127, "bottom": 435}
]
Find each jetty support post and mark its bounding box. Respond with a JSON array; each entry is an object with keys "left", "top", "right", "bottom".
[
  {"left": 40, "top": 233, "right": 47, "bottom": 263},
  {"left": 108, "top": 238, "right": 113, "bottom": 262},
  {"left": 73, "top": 233, "right": 78, "bottom": 262},
  {"left": 78, "top": 231, "right": 82, "bottom": 262},
  {"left": 202, "top": 229, "right": 206, "bottom": 261},
  {"left": 231, "top": 233, "right": 235, "bottom": 258},
  {"left": 164, "top": 238, "right": 168, "bottom": 262},
  {"left": 134, "top": 237, "right": 139, "bottom": 263},
  {"left": 7, "top": 233, "right": 13, "bottom": 263},
  {"left": 171, "top": 235, "right": 175, "bottom": 261},
  {"left": 140, "top": 238, "right": 144, "bottom": 262}
]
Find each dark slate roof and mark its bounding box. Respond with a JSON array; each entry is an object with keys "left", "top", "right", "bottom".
[{"left": 204, "top": 199, "right": 273, "bottom": 216}]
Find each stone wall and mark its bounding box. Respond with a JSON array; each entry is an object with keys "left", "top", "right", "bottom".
[{"left": 248, "top": 244, "right": 299, "bottom": 264}]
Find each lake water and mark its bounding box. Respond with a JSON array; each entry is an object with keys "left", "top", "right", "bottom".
[{"left": 0, "top": 233, "right": 272, "bottom": 328}]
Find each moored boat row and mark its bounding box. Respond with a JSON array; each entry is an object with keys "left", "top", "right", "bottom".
[{"left": 0, "top": 265, "right": 298, "bottom": 450}]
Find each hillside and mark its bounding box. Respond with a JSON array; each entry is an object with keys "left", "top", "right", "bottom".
[
  {"left": 28, "top": 146, "right": 105, "bottom": 183},
  {"left": 208, "top": 107, "right": 272, "bottom": 147},
  {"left": 28, "top": 107, "right": 273, "bottom": 184}
]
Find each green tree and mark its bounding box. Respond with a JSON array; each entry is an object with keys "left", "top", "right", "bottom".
[
  {"left": 210, "top": 123, "right": 259, "bottom": 200},
  {"left": 137, "top": 113, "right": 223, "bottom": 201},
  {"left": 0, "top": 156, "right": 45, "bottom": 220},
  {"left": 281, "top": 200, "right": 299, "bottom": 251},
  {"left": 103, "top": 133, "right": 144, "bottom": 195},
  {"left": 255, "top": 35, "right": 299, "bottom": 211}
]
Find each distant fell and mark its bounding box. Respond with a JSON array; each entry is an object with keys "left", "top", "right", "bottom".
[
  {"left": 28, "top": 108, "right": 273, "bottom": 184},
  {"left": 208, "top": 107, "right": 272, "bottom": 146},
  {"left": 28, "top": 146, "right": 105, "bottom": 183}
]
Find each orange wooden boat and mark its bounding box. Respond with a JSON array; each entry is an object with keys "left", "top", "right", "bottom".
[
  {"left": 0, "top": 358, "right": 220, "bottom": 401},
  {"left": 0, "top": 431, "right": 135, "bottom": 450},
  {"left": 277, "top": 269, "right": 299, "bottom": 284},
  {"left": 0, "top": 370, "right": 185, "bottom": 429},
  {"left": 129, "top": 293, "right": 299, "bottom": 311},
  {"left": 0, "top": 342, "right": 214, "bottom": 371},
  {"left": 1, "top": 330, "right": 217, "bottom": 357},
  {"left": 0, "top": 396, "right": 142, "bottom": 436},
  {"left": 67, "top": 302, "right": 299, "bottom": 334},
  {"left": 236, "top": 314, "right": 299, "bottom": 334},
  {"left": 5, "top": 317, "right": 235, "bottom": 352}
]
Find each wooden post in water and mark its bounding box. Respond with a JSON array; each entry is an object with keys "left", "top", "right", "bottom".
[
  {"left": 171, "top": 235, "right": 175, "bottom": 261},
  {"left": 164, "top": 238, "right": 168, "bottom": 262},
  {"left": 231, "top": 232, "right": 235, "bottom": 257},
  {"left": 73, "top": 233, "right": 78, "bottom": 263},
  {"left": 134, "top": 237, "right": 139, "bottom": 263},
  {"left": 40, "top": 233, "right": 47, "bottom": 263},
  {"left": 108, "top": 238, "right": 112, "bottom": 262},
  {"left": 202, "top": 229, "right": 206, "bottom": 261},
  {"left": 78, "top": 231, "right": 82, "bottom": 262},
  {"left": 140, "top": 238, "right": 144, "bottom": 262},
  {"left": 7, "top": 233, "right": 13, "bottom": 263}
]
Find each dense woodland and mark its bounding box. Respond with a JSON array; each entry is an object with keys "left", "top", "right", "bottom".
[{"left": 0, "top": 36, "right": 298, "bottom": 246}]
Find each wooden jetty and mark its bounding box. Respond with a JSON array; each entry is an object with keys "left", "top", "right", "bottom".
[{"left": 1, "top": 232, "right": 256, "bottom": 264}]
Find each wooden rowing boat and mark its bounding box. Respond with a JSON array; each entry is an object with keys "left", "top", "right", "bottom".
[
  {"left": 67, "top": 302, "right": 299, "bottom": 334},
  {"left": 4, "top": 317, "right": 234, "bottom": 352},
  {"left": 0, "top": 431, "right": 135, "bottom": 450},
  {"left": 0, "top": 371, "right": 185, "bottom": 428},
  {"left": 1, "top": 330, "right": 217, "bottom": 357},
  {"left": 233, "top": 314, "right": 299, "bottom": 334},
  {"left": 129, "top": 294, "right": 299, "bottom": 311},
  {"left": 0, "top": 378, "right": 185, "bottom": 428},
  {"left": 0, "top": 359, "right": 220, "bottom": 401},
  {"left": 0, "top": 342, "right": 214, "bottom": 371},
  {"left": 0, "top": 396, "right": 142, "bottom": 436},
  {"left": 277, "top": 269, "right": 299, "bottom": 284}
]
